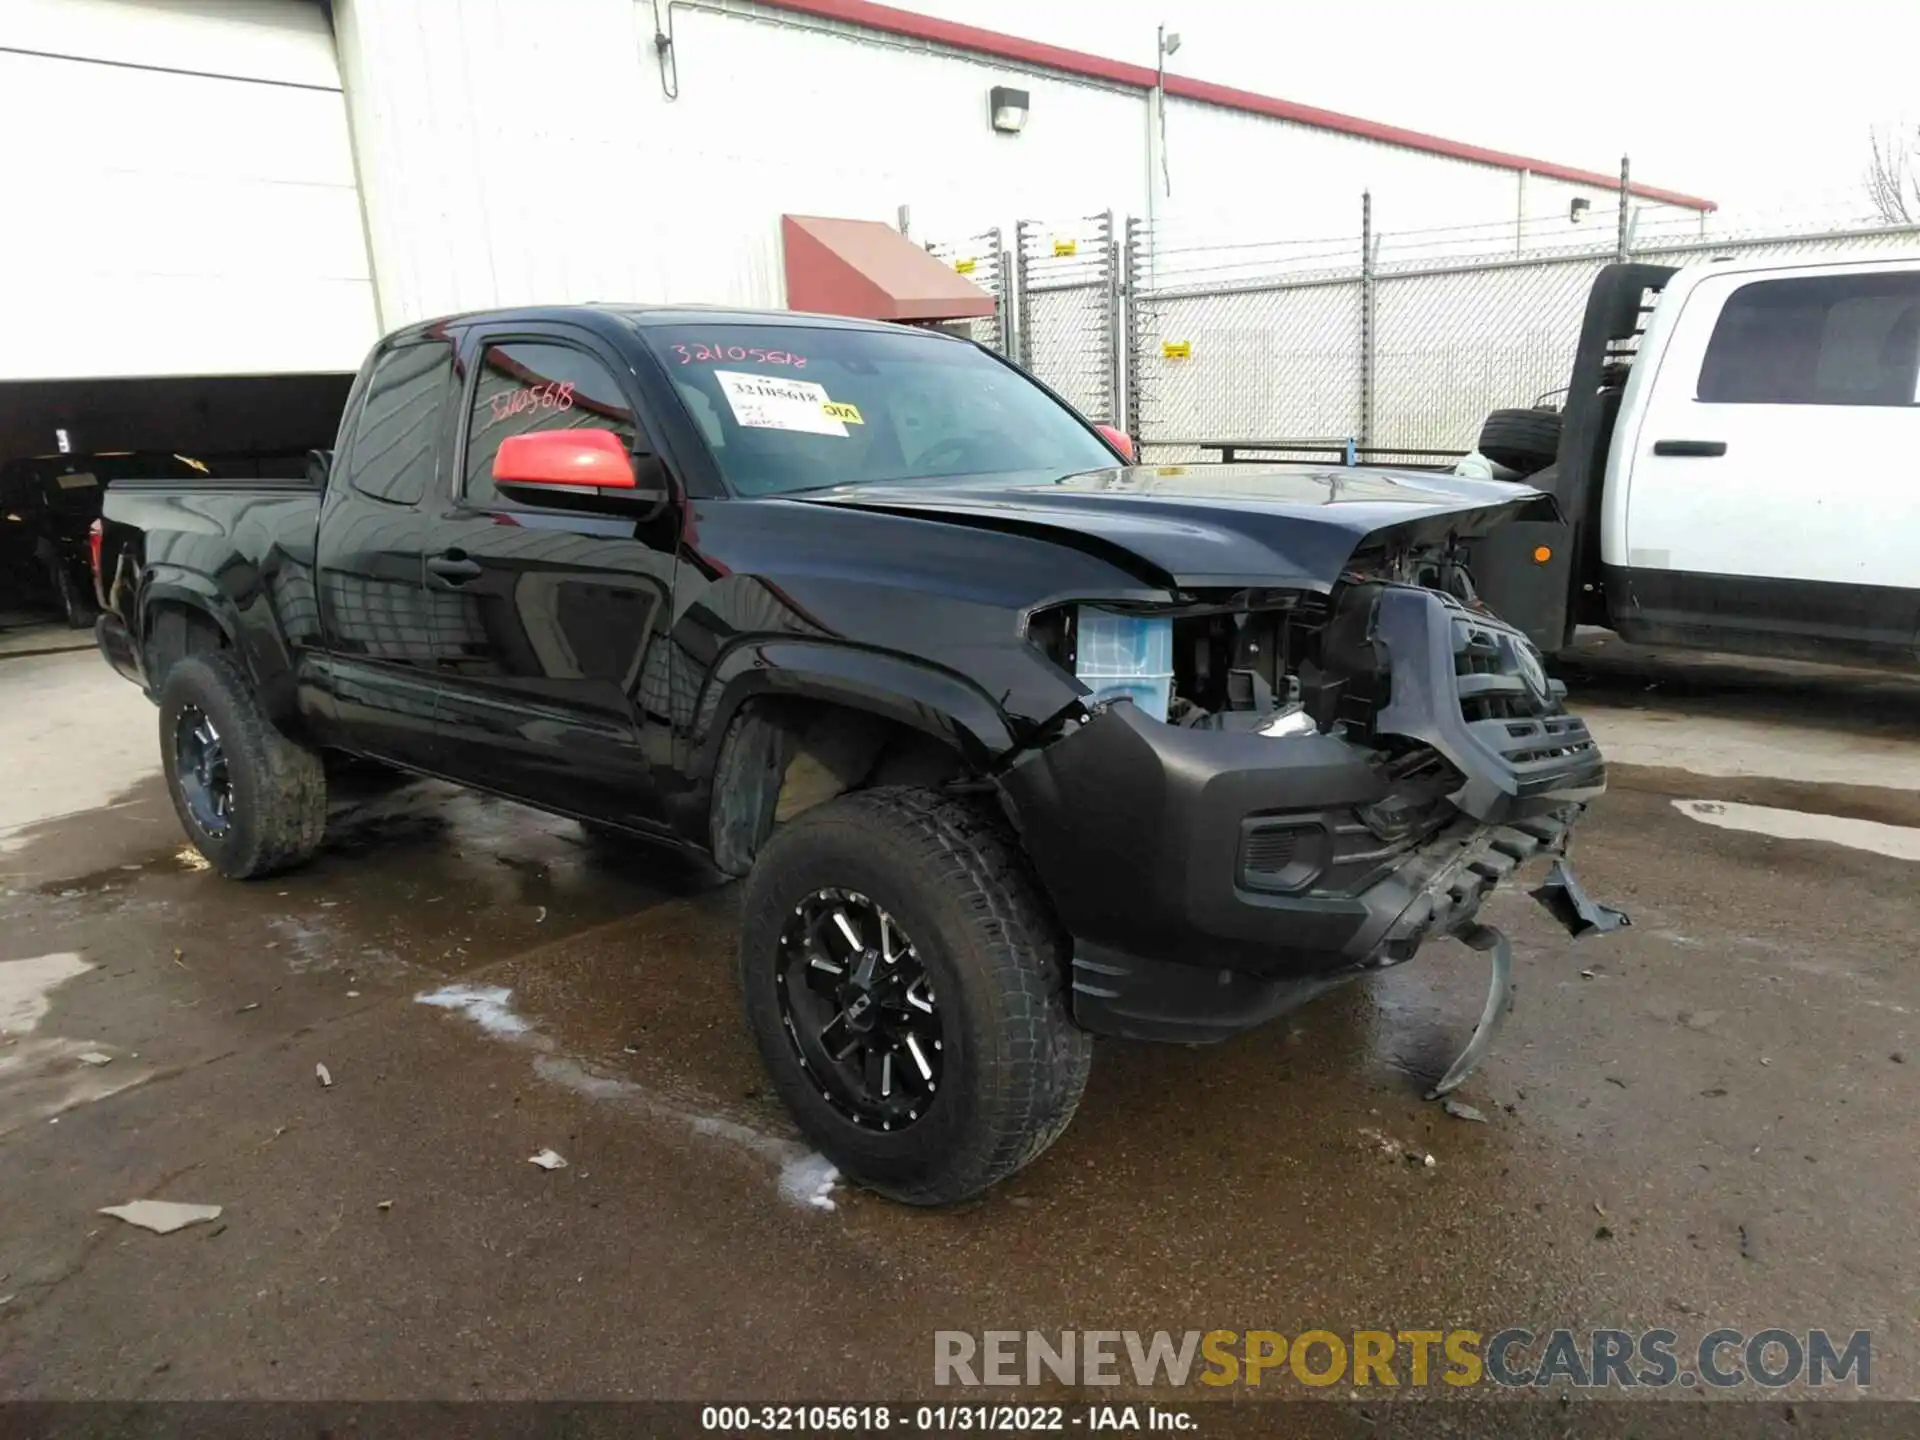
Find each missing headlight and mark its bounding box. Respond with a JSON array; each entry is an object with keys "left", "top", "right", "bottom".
[{"left": 1074, "top": 608, "right": 1172, "bottom": 721}]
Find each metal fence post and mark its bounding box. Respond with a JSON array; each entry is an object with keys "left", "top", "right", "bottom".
[
  {"left": 1616, "top": 156, "right": 1631, "bottom": 262},
  {"left": 1006, "top": 231, "right": 1021, "bottom": 359},
  {"left": 1098, "top": 209, "right": 1119, "bottom": 426},
  {"left": 1123, "top": 215, "right": 1146, "bottom": 442},
  {"left": 981, "top": 225, "right": 1006, "bottom": 356},
  {"left": 996, "top": 229, "right": 1014, "bottom": 358},
  {"left": 1360, "top": 190, "right": 1376, "bottom": 449},
  {"left": 1013, "top": 220, "right": 1035, "bottom": 368}
]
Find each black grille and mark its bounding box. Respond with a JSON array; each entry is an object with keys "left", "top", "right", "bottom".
[
  {"left": 1242, "top": 829, "right": 1298, "bottom": 872},
  {"left": 1438, "top": 598, "right": 1600, "bottom": 785},
  {"left": 1452, "top": 617, "right": 1551, "bottom": 723},
  {"left": 1237, "top": 818, "right": 1328, "bottom": 894}
]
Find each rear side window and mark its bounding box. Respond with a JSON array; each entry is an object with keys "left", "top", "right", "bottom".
[
  {"left": 462, "top": 342, "right": 638, "bottom": 506},
  {"left": 345, "top": 341, "right": 454, "bottom": 505},
  {"left": 1697, "top": 272, "right": 1920, "bottom": 406}
]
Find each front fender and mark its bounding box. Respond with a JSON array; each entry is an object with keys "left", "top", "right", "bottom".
[{"left": 688, "top": 639, "right": 1017, "bottom": 780}]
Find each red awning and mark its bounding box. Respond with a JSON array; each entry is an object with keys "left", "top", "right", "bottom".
[{"left": 782, "top": 214, "right": 994, "bottom": 323}]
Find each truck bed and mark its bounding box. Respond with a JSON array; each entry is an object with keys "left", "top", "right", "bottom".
[{"left": 96, "top": 475, "right": 326, "bottom": 706}]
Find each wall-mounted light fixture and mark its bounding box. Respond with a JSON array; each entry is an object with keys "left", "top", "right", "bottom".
[
  {"left": 1569, "top": 196, "right": 1592, "bottom": 223},
  {"left": 988, "top": 86, "right": 1029, "bottom": 134}
]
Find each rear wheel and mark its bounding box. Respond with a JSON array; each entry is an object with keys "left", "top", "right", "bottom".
[
  {"left": 49, "top": 558, "right": 95, "bottom": 629},
  {"left": 159, "top": 652, "right": 327, "bottom": 878},
  {"left": 738, "top": 787, "right": 1092, "bottom": 1205},
  {"left": 1478, "top": 406, "right": 1563, "bottom": 476}
]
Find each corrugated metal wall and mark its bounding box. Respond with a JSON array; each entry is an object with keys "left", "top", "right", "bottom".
[
  {"left": 334, "top": 0, "right": 1143, "bottom": 326},
  {"left": 335, "top": 0, "right": 1690, "bottom": 333},
  {"left": 333, "top": 0, "right": 661, "bottom": 327}
]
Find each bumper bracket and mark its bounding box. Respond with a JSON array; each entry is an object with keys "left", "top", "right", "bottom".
[{"left": 1426, "top": 922, "right": 1513, "bottom": 1098}]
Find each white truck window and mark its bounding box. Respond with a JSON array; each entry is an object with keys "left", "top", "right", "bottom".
[{"left": 1698, "top": 272, "right": 1920, "bottom": 407}]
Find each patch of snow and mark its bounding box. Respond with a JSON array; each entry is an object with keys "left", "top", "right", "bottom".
[
  {"left": 778, "top": 1152, "right": 842, "bottom": 1211},
  {"left": 532, "top": 1054, "right": 634, "bottom": 1100},
  {"left": 421, "top": 993, "right": 841, "bottom": 1214},
  {"left": 413, "top": 983, "right": 532, "bottom": 1036},
  {"left": 534, "top": 1055, "right": 840, "bottom": 1213}
]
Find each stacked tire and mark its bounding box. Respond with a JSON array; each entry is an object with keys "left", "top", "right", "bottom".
[{"left": 1477, "top": 408, "right": 1562, "bottom": 477}]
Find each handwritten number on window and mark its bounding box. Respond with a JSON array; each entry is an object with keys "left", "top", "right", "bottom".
[
  {"left": 670, "top": 342, "right": 806, "bottom": 369},
  {"left": 487, "top": 381, "right": 576, "bottom": 426}
]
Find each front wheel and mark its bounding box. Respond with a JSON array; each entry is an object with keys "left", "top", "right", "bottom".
[
  {"left": 738, "top": 787, "right": 1092, "bottom": 1206},
  {"left": 159, "top": 652, "right": 327, "bottom": 878}
]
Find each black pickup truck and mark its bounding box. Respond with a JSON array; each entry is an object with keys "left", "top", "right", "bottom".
[{"left": 95, "top": 305, "right": 1609, "bottom": 1204}]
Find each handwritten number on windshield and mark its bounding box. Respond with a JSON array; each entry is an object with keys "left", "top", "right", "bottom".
[{"left": 672, "top": 343, "right": 807, "bottom": 369}]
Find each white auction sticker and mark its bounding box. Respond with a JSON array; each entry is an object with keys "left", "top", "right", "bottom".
[{"left": 714, "top": 370, "right": 847, "bottom": 437}]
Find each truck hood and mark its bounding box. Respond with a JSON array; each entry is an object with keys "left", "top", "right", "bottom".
[{"left": 794, "top": 463, "right": 1555, "bottom": 588}]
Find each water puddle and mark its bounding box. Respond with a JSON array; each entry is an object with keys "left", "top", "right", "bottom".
[
  {"left": 1674, "top": 798, "right": 1920, "bottom": 862},
  {"left": 0, "top": 951, "right": 153, "bottom": 1134}
]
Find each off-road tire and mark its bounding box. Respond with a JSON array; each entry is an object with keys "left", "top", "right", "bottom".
[
  {"left": 738, "top": 786, "right": 1093, "bottom": 1206},
  {"left": 51, "top": 560, "right": 95, "bottom": 629},
  {"left": 1478, "top": 406, "right": 1563, "bottom": 476},
  {"left": 159, "top": 652, "right": 327, "bottom": 879}
]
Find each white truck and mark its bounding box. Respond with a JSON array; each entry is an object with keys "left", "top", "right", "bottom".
[{"left": 1465, "top": 251, "right": 1920, "bottom": 669}]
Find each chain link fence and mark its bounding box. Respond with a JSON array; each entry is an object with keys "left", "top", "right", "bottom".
[
  {"left": 1372, "top": 254, "right": 1607, "bottom": 452},
  {"left": 930, "top": 201, "right": 1920, "bottom": 462},
  {"left": 1134, "top": 209, "right": 1920, "bottom": 458},
  {"left": 1013, "top": 212, "right": 1118, "bottom": 425},
  {"left": 922, "top": 228, "right": 1008, "bottom": 356}
]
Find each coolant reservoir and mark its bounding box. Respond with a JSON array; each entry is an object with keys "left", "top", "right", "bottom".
[{"left": 1075, "top": 608, "right": 1173, "bottom": 721}]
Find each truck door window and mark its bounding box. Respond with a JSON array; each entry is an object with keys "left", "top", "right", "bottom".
[
  {"left": 1697, "top": 272, "right": 1920, "bottom": 406},
  {"left": 463, "top": 342, "right": 638, "bottom": 506},
  {"left": 345, "top": 341, "right": 454, "bottom": 505}
]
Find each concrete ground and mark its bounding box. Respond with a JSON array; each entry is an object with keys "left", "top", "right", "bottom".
[
  {"left": 2, "top": 636, "right": 1917, "bottom": 1413},
  {"left": 0, "top": 611, "right": 91, "bottom": 661}
]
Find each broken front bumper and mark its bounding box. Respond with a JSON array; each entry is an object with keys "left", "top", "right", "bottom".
[
  {"left": 995, "top": 584, "right": 1608, "bottom": 1045},
  {"left": 998, "top": 703, "right": 1588, "bottom": 1042}
]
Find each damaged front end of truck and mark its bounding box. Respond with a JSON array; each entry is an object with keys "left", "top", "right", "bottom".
[
  {"left": 800, "top": 463, "right": 1629, "bottom": 1095},
  {"left": 991, "top": 506, "right": 1622, "bottom": 1093}
]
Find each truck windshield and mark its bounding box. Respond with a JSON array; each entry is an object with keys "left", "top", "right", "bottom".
[{"left": 640, "top": 324, "right": 1117, "bottom": 496}]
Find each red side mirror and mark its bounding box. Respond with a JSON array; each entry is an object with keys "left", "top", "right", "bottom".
[
  {"left": 1095, "top": 424, "right": 1135, "bottom": 463},
  {"left": 493, "top": 428, "right": 636, "bottom": 489}
]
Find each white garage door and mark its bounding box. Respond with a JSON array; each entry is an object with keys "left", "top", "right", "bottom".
[{"left": 0, "top": 0, "right": 378, "bottom": 380}]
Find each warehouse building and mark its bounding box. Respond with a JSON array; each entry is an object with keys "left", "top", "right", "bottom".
[{"left": 0, "top": 0, "right": 1708, "bottom": 613}]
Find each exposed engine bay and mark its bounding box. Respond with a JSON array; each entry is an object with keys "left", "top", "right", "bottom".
[{"left": 1032, "top": 537, "right": 1512, "bottom": 744}]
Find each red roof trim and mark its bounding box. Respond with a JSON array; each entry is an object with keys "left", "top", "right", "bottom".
[{"left": 752, "top": 0, "right": 1717, "bottom": 213}]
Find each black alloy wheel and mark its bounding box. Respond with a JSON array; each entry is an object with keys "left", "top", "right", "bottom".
[
  {"left": 173, "top": 705, "right": 234, "bottom": 835},
  {"left": 776, "top": 887, "right": 944, "bottom": 1131},
  {"left": 157, "top": 651, "right": 327, "bottom": 878},
  {"left": 738, "top": 785, "right": 1093, "bottom": 1204}
]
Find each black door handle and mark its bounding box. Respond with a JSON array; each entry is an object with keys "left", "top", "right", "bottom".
[
  {"left": 427, "top": 554, "right": 483, "bottom": 583},
  {"left": 1653, "top": 439, "right": 1728, "bottom": 457}
]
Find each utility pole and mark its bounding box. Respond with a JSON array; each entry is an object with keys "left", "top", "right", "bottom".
[{"left": 1145, "top": 24, "right": 1180, "bottom": 287}]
